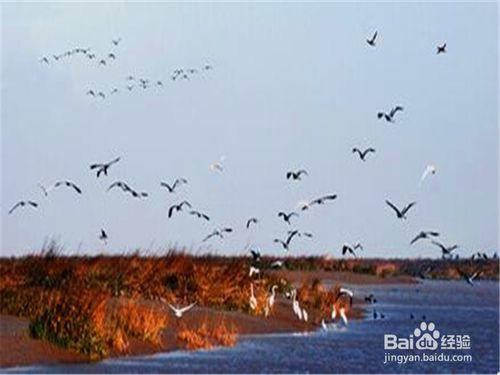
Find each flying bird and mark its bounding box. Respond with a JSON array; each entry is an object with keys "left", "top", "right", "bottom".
[
  {"left": 437, "top": 42, "right": 447, "bottom": 54},
  {"left": 112, "top": 38, "right": 122, "bottom": 46},
  {"left": 352, "top": 147, "right": 376, "bottom": 161},
  {"left": 107, "top": 181, "right": 147, "bottom": 198},
  {"left": 39, "top": 57, "right": 49, "bottom": 64},
  {"left": 286, "top": 169, "right": 308, "bottom": 180},
  {"left": 189, "top": 210, "right": 210, "bottom": 221},
  {"left": 342, "top": 242, "right": 362, "bottom": 258},
  {"left": 160, "top": 178, "right": 188, "bottom": 193},
  {"left": 378, "top": 106, "right": 404, "bottom": 123},
  {"left": 99, "top": 229, "right": 108, "bottom": 244},
  {"left": 456, "top": 268, "right": 481, "bottom": 286},
  {"left": 250, "top": 249, "right": 261, "bottom": 262},
  {"left": 108, "top": 53, "right": 116, "bottom": 60},
  {"left": 209, "top": 156, "right": 225, "bottom": 172},
  {"left": 366, "top": 31, "right": 378, "bottom": 47},
  {"left": 8, "top": 200, "right": 38, "bottom": 215},
  {"left": 90, "top": 157, "right": 121, "bottom": 178},
  {"left": 420, "top": 165, "right": 437, "bottom": 185},
  {"left": 168, "top": 201, "right": 192, "bottom": 218},
  {"left": 431, "top": 241, "right": 458, "bottom": 256},
  {"left": 385, "top": 200, "right": 416, "bottom": 219},
  {"left": 202, "top": 227, "right": 233, "bottom": 242},
  {"left": 167, "top": 302, "right": 196, "bottom": 318},
  {"left": 302, "top": 194, "right": 338, "bottom": 210},
  {"left": 246, "top": 217, "right": 259, "bottom": 228},
  {"left": 278, "top": 211, "right": 298, "bottom": 224},
  {"left": 53, "top": 181, "right": 82, "bottom": 194},
  {"left": 410, "top": 230, "right": 439, "bottom": 245}
]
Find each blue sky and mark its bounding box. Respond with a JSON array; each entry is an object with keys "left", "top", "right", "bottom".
[{"left": 1, "top": 3, "right": 498, "bottom": 258}]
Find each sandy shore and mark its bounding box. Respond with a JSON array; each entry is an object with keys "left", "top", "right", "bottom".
[{"left": 0, "top": 271, "right": 410, "bottom": 369}]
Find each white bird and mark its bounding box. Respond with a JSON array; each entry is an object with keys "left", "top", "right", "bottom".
[
  {"left": 167, "top": 302, "right": 196, "bottom": 318},
  {"left": 291, "top": 289, "right": 302, "bottom": 320},
  {"left": 209, "top": 155, "right": 226, "bottom": 172},
  {"left": 420, "top": 164, "right": 437, "bottom": 185},
  {"left": 249, "top": 266, "right": 260, "bottom": 277},
  {"left": 321, "top": 319, "right": 328, "bottom": 331},
  {"left": 302, "top": 308, "right": 308, "bottom": 322},
  {"left": 267, "top": 285, "right": 278, "bottom": 309},
  {"left": 339, "top": 307, "right": 348, "bottom": 325},
  {"left": 331, "top": 305, "right": 337, "bottom": 321},
  {"left": 249, "top": 283, "right": 258, "bottom": 310}
]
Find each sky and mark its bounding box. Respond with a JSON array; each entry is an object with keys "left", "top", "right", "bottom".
[{"left": 1, "top": 2, "right": 498, "bottom": 258}]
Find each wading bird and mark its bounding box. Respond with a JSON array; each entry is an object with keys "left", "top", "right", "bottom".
[
  {"left": 385, "top": 200, "right": 416, "bottom": 219},
  {"left": 249, "top": 284, "right": 257, "bottom": 310}
]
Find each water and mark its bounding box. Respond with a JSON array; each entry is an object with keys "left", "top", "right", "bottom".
[{"left": 5, "top": 281, "right": 499, "bottom": 374}]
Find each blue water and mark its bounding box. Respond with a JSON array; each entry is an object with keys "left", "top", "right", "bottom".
[{"left": 4, "top": 281, "right": 499, "bottom": 374}]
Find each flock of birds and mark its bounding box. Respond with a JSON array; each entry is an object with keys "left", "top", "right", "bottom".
[{"left": 8, "top": 31, "right": 496, "bottom": 328}]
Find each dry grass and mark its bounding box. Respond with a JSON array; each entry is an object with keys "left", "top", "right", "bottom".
[{"left": 176, "top": 315, "right": 237, "bottom": 350}]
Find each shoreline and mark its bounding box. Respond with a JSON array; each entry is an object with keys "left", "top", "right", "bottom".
[{"left": 0, "top": 272, "right": 410, "bottom": 369}]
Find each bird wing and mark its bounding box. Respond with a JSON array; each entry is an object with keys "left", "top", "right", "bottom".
[
  {"left": 69, "top": 182, "right": 82, "bottom": 194},
  {"left": 160, "top": 182, "right": 173, "bottom": 192},
  {"left": 168, "top": 205, "right": 177, "bottom": 218},
  {"left": 178, "top": 302, "right": 197, "bottom": 314},
  {"left": 8, "top": 202, "right": 22, "bottom": 214},
  {"left": 431, "top": 240, "right": 446, "bottom": 251},
  {"left": 385, "top": 200, "right": 402, "bottom": 216},
  {"left": 402, "top": 202, "right": 417, "bottom": 215}
]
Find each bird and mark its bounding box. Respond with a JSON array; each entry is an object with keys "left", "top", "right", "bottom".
[
  {"left": 321, "top": 319, "right": 328, "bottom": 331},
  {"left": 53, "top": 181, "right": 82, "bottom": 194},
  {"left": 352, "top": 147, "right": 376, "bottom": 161},
  {"left": 246, "top": 218, "right": 258, "bottom": 229},
  {"left": 378, "top": 106, "right": 403, "bottom": 123},
  {"left": 291, "top": 290, "right": 302, "bottom": 320},
  {"left": 249, "top": 284, "right": 257, "bottom": 310},
  {"left": 189, "top": 210, "right": 210, "bottom": 221},
  {"left": 302, "top": 308, "right": 308, "bottom": 322},
  {"left": 167, "top": 302, "right": 196, "bottom": 318},
  {"left": 99, "top": 229, "right": 108, "bottom": 244},
  {"left": 302, "top": 194, "right": 337, "bottom": 210},
  {"left": 342, "top": 242, "right": 363, "bottom": 258},
  {"left": 431, "top": 241, "right": 459, "bottom": 256},
  {"left": 418, "top": 265, "right": 434, "bottom": 280},
  {"left": 274, "top": 230, "right": 300, "bottom": 251},
  {"left": 107, "top": 181, "right": 147, "bottom": 198},
  {"left": 202, "top": 227, "right": 233, "bottom": 242},
  {"left": 86, "top": 90, "right": 96, "bottom": 97},
  {"left": 410, "top": 231, "right": 439, "bottom": 245},
  {"left": 203, "top": 64, "right": 213, "bottom": 70},
  {"left": 160, "top": 178, "right": 188, "bottom": 193},
  {"left": 278, "top": 211, "right": 298, "bottom": 224},
  {"left": 110, "top": 88, "right": 119, "bottom": 94},
  {"left": 471, "top": 252, "right": 489, "bottom": 260},
  {"left": 339, "top": 307, "right": 348, "bottom": 325},
  {"left": 112, "top": 38, "right": 122, "bottom": 46},
  {"left": 286, "top": 169, "right": 308, "bottom": 180},
  {"left": 90, "top": 157, "right": 121, "bottom": 178},
  {"left": 97, "top": 92, "right": 106, "bottom": 99},
  {"left": 99, "top": 59, "right": 106, "bottom": 66},
  {"left": 39, "top": 57, "right": 49, "bottom": 64},
  {"left": 108, "top": 53, "right": 116, "bottom": 60},
  {"left": 385, "top": 200, "right": 416, "bottom": 219},
  {"left": 156, "top": 80, "right": 163, "bottom": 86},
  {"left": 8, "top": 200, "right": 38, "bottom": 215},
  {"left": 456, "top": 268, "right": 481, "bottom": 286},
  {"left": 366, "top": 31, "right": 378, "bottom": 47},
  {"left": 364, "top": 294, "right": 377, "bottom": 304},
  {"left": 373, "top": 309, "right": 378, "bottom": 319},
  {"left": 420, "top": 165, "right": 437, "bottom": 185},
  {"left": 437, "top": 42, "right": 447, "bottom": 54},
  {"left": 168, "top": 201, "right": 192, "bottom": 218},
  {"left": 270, "top": 260, "right": 283, "bottom": 269},
  {"left": 249, "top": 266, "right": 260, "bottom": 277},
  {"left": 250, "top": 249, "right": 261, "bottom": 262},
  {"left": 337, "top": 288, "right": 354, "bottom": 306},
  {"left": 209, "top": 156, "right": 225, "bottom": 172}
]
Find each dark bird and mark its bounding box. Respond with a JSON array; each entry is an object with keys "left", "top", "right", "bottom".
[
  {"left": 377, "top": 106, "right": 404, "bottom": 123},
  {"left": 352, "top": 147, "right": 376, "bottom": 161},
  {"left": 274, "top": 230, "right": 300, "bottom": 251},
  {"left": 437, "top": 42, "right": 446, "bottom": 54},
  {"left": 410, "top": 230, "right": 439, "bottom": 244},
  {"left": 246, "top": 217, "right": 259, "bottom": 228},
  {"left": 90, "top": 157, "right": 121, "bottom": 178},
  {"left": 54, "top": 181, "right": 82, "bottom": 194},
  {"left": 99, "top": 229, "right": 108, "bottom": 244},
  {"left": 456, "top": 267, "right": 481, "bottom": 286},
  {"left": 203, "top": 227, "right": 233, "bottom": 242},
  {"left": 156, "top": 80, "right": 163, "bottom": 86},
  {"left": 160, "top": 178, "right": 188, "bottom": 193},
  {"left": 302, "top": 194, "right": 338, "bottom": 210},
  {"left": 168, "top": 201, "right": 192, "bottom": 218},
  {"left": 366, "top": 31, "right": 378, "bottom": 47},
  {"left": 107, "top": 181, "right": 147, "bottom": 198},
  {"left": 431, "top": 241, "right": 459, "bottom": 256},
  {"left": 112, "top": 38, "right": 122, "bottom": 46},
  {"left": 189, "top": 210, "right": 210, "bottom": 221},
  {"left": 471, "top": 252, "right": 488, "bottom": 260},
  {"left": 39, "top": 57, "right": 49, "bottom": 64},
  {"left": 126, "top": 85, "right": 134, "bottom": 91},
  {"left": 286, "top": 169, "right": 308, "bottom": 180},
  {"left": 108, "top": 53, "right": 116, "bottom": 60},
  {"left": 342, "top": 242, "right": 362, "bottom": 257},
  {"left": 278, "top": 211, "right": 298, "bottom": 224},
  {"left": 418, "top": 265, "right": 434, "bottom": 280},
  {"left": 373, "top": 309, "right": 378, "bottom": 319},
  {"left": 99, "top": 59, "right": 106, "bottom": 66},
  {"left": 110, "top": 88, "right": 119, "bottom": 94},
  {"left": 336, "top": 288, "right": 354, "bottom": 306},
  {"left": 86, "top": 90, "right": 96, "bottom": 96},
  {"left": 385, "top": 200, "right": 416, "bottom": 219},
  {"left": 8, "top": 200, "right": 38, "bottom": 215},
  {"left": 203, "top": 65, "right": 213, "bottom": 70},
  {"left": 364, "top": 294, "right": 377, "bottom": 304},
  {"left": 250, "top": 249, "right": 261, "bottom": 262},
  {"left": 97, "top": 92, "right": 105, "bottom": 99}
]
